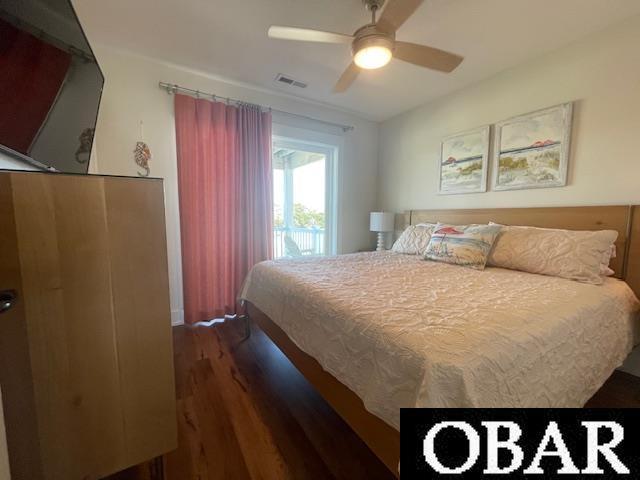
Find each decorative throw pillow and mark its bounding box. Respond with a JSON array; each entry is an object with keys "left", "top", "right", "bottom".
[
  {"left": 392, "top": 224, "right": 436, "bottom": 255},
  {"left": 424, "top": 223, "right": 502, "bottom": 270},
  {"left": 487, "top": 224, "right": 618, "bottom": 284}
]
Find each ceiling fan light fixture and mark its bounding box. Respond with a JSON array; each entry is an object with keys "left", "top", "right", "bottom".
[
  {"left": 268, "top": 0, "right": 464, "bottom": 93},
  {"left": 352, "top": 34, "right": 394, "bottom": 70},
  {"left": 354, "top": 45, "right": 392, "bottom": 69}
]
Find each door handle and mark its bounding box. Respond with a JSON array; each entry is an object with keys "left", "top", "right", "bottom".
[{"left": 0, "top": 290, "right": 17, "bottom": 314}]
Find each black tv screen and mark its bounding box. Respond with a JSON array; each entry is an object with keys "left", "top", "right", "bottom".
[{"left": 0, "top": 0, "right": 103, "bottom": 173}]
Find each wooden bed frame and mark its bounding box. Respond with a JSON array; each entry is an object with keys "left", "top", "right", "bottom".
[{"left": 247, "top": 205, "right": 640, "bottom": 476}]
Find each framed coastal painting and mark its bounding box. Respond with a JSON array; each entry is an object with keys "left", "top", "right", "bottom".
[
  {"left": 491, "top": 103, "right": 573, "bottom": 191},
  {"left": 438, "top": 125, "right": 490, "bottom": 194}
]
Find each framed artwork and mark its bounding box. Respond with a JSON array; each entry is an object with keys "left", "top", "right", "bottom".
[
  {"left": 491, "top": 103, "right": 573, "bottom": 191},
  {"left": 438, "top": 125, "right": 490, "bottom": 194}
]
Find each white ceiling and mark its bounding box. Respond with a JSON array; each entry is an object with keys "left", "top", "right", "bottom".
[{"left": 73, "top": 0, "right": 640, "bottom": 121}]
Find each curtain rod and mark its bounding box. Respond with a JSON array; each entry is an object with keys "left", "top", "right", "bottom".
[{"left": 159, "top": 82, "right": 355, "bottom": 133}]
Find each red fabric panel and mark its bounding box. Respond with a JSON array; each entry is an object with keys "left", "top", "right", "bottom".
[
  {"left": 0, "top": 18, "right": 71, "bottom": 153},
  {"left": 175, "top": 94, "right": 273, "bottom": 324}
]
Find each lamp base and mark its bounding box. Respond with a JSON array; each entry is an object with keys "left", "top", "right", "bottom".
[{"left": 376, "top": 232, "right": 386, "bottom": 251}]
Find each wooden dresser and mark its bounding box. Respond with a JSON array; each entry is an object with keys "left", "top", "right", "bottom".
[{"left": 0, "top": 171, "right": 177, "bottom": 479}]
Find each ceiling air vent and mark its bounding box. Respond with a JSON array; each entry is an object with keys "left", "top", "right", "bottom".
[{"left": 275, "top": 73, "right": 307, "bottom": 89}]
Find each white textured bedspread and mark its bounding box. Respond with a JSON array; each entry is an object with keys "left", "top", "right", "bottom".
[{"left": 240, "top": 252, "right": 639, "bottom": 430}]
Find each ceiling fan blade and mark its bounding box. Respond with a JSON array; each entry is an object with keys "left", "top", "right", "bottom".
[
  {"left": 333, "top": 62, "right": 360, "bottom": 93},
  {"left": 377, "top": 0, "right": 424, "bottom": 33},
  {"left": 394, "top": 42, "right": 463, "bottom": 73},
  {"left": 268, "top": 26, "right": 353, "bottom": 44}
]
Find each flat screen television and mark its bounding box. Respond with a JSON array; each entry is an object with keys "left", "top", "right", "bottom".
[{"left": 0, "top": 0, "right": 103, "bottom": 173}]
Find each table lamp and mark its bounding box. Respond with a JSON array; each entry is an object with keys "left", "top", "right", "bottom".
[{"left": 370, "top": 212, "right": 395, "bottom": 251}]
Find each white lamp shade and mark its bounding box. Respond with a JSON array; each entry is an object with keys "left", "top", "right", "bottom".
[{"left": 369, "top": 212, "right": 395, "bottom": 232}]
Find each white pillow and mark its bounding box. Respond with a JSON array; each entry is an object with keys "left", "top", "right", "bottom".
[
  {"left": 600, "top": 245, "right": 616, "bottom": 276},
  {"left": 488, "top": 223, "right": 618, "bottom": 285},
  {"left": 392, "top": 224, "right": 436, "bottom": 255},
  {"left": 491, "top": 223, "right": 617, "bottom": 276}
]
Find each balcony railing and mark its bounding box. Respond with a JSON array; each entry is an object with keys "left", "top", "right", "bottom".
[{"left": 273, "top": 226, "right": 325, "bottom": 259}]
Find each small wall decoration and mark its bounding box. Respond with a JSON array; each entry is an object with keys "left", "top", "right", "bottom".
[
  {"left": 134, "top": 121, "right": 151, "bottom": 177},
  {"left": 134, "top": 141, "right": 151, "bottom": 177},
  {"left": 74, "top": 128, "right": 95, "bottom": 164},
  {"left": 491, "top": 103, "right": 573, "bottom": 191},
  {"left": 438, "top": 125, "right": 490, "bottom": 194}
]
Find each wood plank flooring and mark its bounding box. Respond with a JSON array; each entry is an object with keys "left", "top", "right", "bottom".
[
  {"left": 106, "top": 320, "right": 640, "bottom": 480},
  {"left": 107, "top": 319, "right": 394, "bottom": 480}
]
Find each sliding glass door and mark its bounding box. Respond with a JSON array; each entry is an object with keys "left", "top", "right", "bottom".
[{"left": 272, "top": 136, "right": 337, "bottom": 259}]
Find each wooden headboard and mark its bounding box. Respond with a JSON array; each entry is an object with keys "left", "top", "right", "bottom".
[{"left": 397, "top": 206, "right": 640, "bottom": 298}]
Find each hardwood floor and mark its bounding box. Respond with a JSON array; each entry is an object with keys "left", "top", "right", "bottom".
[
  {"left": 584, "top": 369, "right": 640, "bottom": 407},
  {"left": 106, "top": 320, "right": 640, "bottom": 480},
  {"left": 108, "top": 320, "right": 394, "bottom": 480}
]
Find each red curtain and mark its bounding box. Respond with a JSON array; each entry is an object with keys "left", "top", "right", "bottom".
[
  {"left": 175, "top": 94, "right": 273, "bottom": 324},
  {"left": 0, "top": 18, "right": 71, "bottom": 153}
]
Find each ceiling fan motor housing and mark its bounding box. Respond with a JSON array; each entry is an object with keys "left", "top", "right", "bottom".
[
  {"left": 352, "top": 24, "right": 395, "bottom": 56},
  {"left": 363, "top": 0, "right": 386, "bottom": 11}
]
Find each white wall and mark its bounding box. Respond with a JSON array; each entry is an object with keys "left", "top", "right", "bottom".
[
  {"left": 91, "top": 46, "right": 379, "bottom": 325},
  {"left": 378, "top": 15, "right": 640, "bottom": 212}
]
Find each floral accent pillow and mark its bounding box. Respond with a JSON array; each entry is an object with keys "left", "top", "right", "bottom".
[
  {"left": 425, "top": 223, "right": 502, "bottom": 270},
  {"left": 392, "top": 224, "right": 436, "bottom": 255}
]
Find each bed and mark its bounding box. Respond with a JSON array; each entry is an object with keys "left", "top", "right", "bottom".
[{"left": 240, "top": 205, "right": 640, "bottom": 475}]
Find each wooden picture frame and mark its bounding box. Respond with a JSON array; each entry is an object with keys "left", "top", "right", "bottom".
[
  {"left": 491, "top": 103, "right": 573, "bottom": 191},
  {"left": 438, "top": 125, "right": 490, "bottom": 195}
]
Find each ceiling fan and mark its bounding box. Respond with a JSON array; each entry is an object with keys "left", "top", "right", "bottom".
[{"left": 267, "top": 0, "right": 464, "bottom": 93}]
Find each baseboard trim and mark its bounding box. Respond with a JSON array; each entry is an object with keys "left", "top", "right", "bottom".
[{"left": 171, "top": 309, "right": 184, "bottom": 326}]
